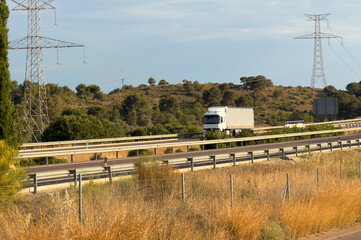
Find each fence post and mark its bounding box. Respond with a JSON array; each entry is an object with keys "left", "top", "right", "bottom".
[
  {"left": 45, "top": 157, "right": 49, "bottom": 165},
  {"left": 171, "top": 147, "right": 174, "bottom": 153},
  {"left": 306, "top": 145, "right": 310, "bottom": 154},
  {"left": 187, "top": 145, "right": 190, "bottom": 152},
  {"left": 293, "top": 146, "right": 298, "bottom": 157},
  {"left": 230, "top": 153, "right": 236, "bottom": 166},
  {"left": 79, "top": 173, "right": 82, "bottom": 222},
  {"left": 182, "top": 173, "right": 185, "bottom": 203},
  {"left": 357, "top": 139, "right": 360, "bottom": 148},
  {"left": 230, "top": 174, "right": 234, "bottom": 208},
  {"left": 328, "top": 143, "right": 333, "bottom": 152},
  {"left": 210, "top": 155, "right": 216, "bottom": 170},
  {"left": 317, "top": 168, "right": 319, "bottom": 192},
  {"left": 265, "top": 150, "right": 270, "bottom": 161},
  {"left": 248, "top": 152, "right": 254, "bottom": 164},
  {"left": 287, "top": 173, "right": 290, "bottom": 201},
  {"left": 348, "top": 140, "right": 352, "bottom": 149},
  {"left": 71, "top": 154, "right": 74, "bottom": 163},
  {"left": 340, "top": 164, "right": 342, "bottom": 180},
  {"left": 116, "top": 151, "right": 119, "bottom": 159},
  {"left": 95, "top": 153, "right": 98, "bottom": 160},
  {"left": 187, "top": 157, "right": 194, "bottom": 171},
  {"left": 339, "top": 141, "right": 343, "bottom": 150}
]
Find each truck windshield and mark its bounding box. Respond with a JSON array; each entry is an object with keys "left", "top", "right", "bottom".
[{"left": 204, "top": 115, "right": 220, "bottom": 124}]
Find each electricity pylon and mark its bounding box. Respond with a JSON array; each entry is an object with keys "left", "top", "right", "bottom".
[
  {"left": 295, "top": 13, "right": 342, "bottom": 88},
  {"left": 9, "top": 0, "right": 84, "bottom": 142}
]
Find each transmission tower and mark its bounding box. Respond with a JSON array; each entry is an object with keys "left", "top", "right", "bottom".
[
  {"left": 295, "top": 13, "right": 342, "bottom": 88},
  {"left": 9, "top": 0, "right": 84, "bottom": 142}
]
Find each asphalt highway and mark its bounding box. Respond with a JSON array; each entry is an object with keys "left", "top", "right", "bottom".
[{"left": 26, "top": 132, "right": 361, "bottom": 174}]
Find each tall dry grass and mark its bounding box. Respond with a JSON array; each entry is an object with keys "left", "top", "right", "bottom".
[{"left": 1, "top": 151, "right": 361, "bottom": 239}]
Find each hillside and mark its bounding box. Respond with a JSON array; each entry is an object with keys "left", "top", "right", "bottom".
[{"left": 11, "top": 76, "right": 346, "bottom": 142}]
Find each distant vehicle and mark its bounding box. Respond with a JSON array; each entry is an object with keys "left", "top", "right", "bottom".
[
  {"left": 285, "top": 120, "right": 305, "bottom": 128},
  {"left": 203, "top": 106, "right": 254, "bottom": 136}
]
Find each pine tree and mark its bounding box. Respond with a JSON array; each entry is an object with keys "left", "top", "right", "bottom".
[{"left": 0, "top": 1, "right": 18, "bottom": 146}]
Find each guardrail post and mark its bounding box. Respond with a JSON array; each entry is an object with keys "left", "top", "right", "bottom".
[
  {"left": 187, "top": 157, "right": 194, "bottom": 171},
  {"left": 230, "top": 153, "right": 236, "bottom": 166},
  {"left": 171, "top": 147, "right": 174, "bottom": 153},
  {"left": 210, "top": 155, "right": 216, "bottom": 170},
  {"left": 187, "top": 146, "right": 190, "bottom": 152},
  {"left": 339, "top": 141, "right": 343, "bottom": 150},
  {"left": 306, "top": 145, "right": 310, "bottom": 154},
  {"left": 265, "top": 150, "right": 270, "bottom": 161},
  {"left": 201, "top": 145, "right": 204, "bottom": 151},
  {"left": 116, "top": 151, "right": 119, "bottom": 159},
  {"left": 79, "top": 173, "right": 82, "bottom": 222},
  {"left": 317, "top": 144, "right": 322, "bottom": 152},
  {"left": 348, "top": 140, "right": 352, "bottom": 149},
  {"left": 154, "top": 148, "right": 157, "bottom": 155},
  {"left": 248, "top": 152, "right": 254, "bottom": 164},
  {"left": 86, "top": 140, "right": 88, "bottom": 149},
  {"left": 29, "top": 174, "right": 37, "bottom": 194},
  {"left": 104, "top": 166, "right": 112, "bottom": 183},
  {"left": 182, "top": 173, "right": 185, "bottom": 202},
  {"left": 45, "top": 157, "right": 49, "bottom": 165},
  {"left": 357, "top": 139, "right": 360, "bottom": 148},
  {"left": 328, "top": 143, "right": 333, "bottom": 151},
  {"left": 216, "top": 143, "right": 219, "bottom": 149},
  {"left": 136, "top": 150, "right": 139, "bottom": 157},
  {"left": 71, "top": 154, "right": 74, "bottom": 163},
  {"left": 69, "top": 169, "right": 77, "bottom": 186},
  {"left": 280, "top": 148, "right": 285, "bottom": 159},
  {"left": 95, "top": 153, "right": 98, "bottom": 160},
  {"left": 293, "top": 147, "right": 298, "bottom": 157}
]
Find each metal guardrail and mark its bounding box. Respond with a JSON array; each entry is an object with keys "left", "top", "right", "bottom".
[
  {"left": 21, "top": 118, "right": 361, "bottom": 150},
  {"left": 19, "top": 127, "right": 360, "bottom": 159},
  {"left": 21, "top": 134, "right": 179, "bottom": 149},
  {"left": 26, "top": 138, "right": 361, "bottom": 192}
]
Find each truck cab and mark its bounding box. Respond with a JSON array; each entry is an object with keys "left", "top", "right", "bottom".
[{"left": 203, "top": 107, "right": 227, "bottom": 132}]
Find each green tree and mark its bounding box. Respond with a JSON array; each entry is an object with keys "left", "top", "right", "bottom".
[
  {"left": 121, "top": 94, "right": 152, "bottom": 126},
  {"left": 202, "top": 86, "right": 222, "bottom": 107},
  {"left": 159, "top": 96, "right": 180, "bottom": 113},
  {"left": 0, "top": 1, "right": 18, "bottom": 146},
  {"left": 240, "top": 75, "right": 273, "bottom": 90},
  {"left": 0, "top": 140, "right": 26, "bottom": 203},
  {"left": 42, "top": 115, "right": 126, "bottom": 141},
  {"left": 158, "top": 79, "right": 169, "bottom": 86},
  {"left": 221, "top": 90, "right": 237, "bottom": 106},
  {"left": 148, "top": 77, "right": 156, "bottom": 86}
]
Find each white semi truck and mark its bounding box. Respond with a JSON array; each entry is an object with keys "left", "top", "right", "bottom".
[{"left": 203, "top": 106, "right": 254, "bottom": 135}]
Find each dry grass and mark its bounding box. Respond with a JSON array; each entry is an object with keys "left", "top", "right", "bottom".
[{"left": 1, "top": 151, "right": 361, "bottom": 239}]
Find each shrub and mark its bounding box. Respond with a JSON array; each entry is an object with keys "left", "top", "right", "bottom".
[
  {"left": 134, "top": 157, "right": 179, "bottom": 200},
  {"left": 127, "top": 149, "right": 153, "bottom": 157},
  {"left": 20, "top": 157, "right": 67, "bottom": 166},
  {"left": 0, "top": 140, "right": 26, "bottom": 203}
]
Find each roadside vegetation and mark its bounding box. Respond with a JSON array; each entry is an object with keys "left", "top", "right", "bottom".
[{"left": 2, "top": 150, "right": 361, "bottom": 239}]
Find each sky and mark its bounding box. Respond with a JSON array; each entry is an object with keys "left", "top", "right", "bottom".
[{"left": 7, "top": 0, "right": 361, "bottom": 93}]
